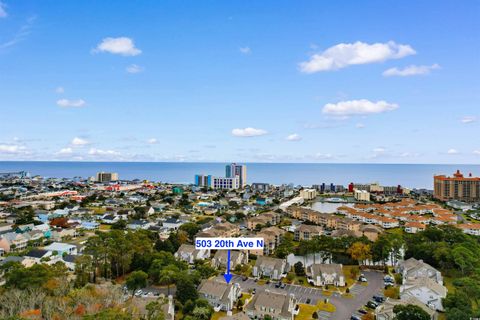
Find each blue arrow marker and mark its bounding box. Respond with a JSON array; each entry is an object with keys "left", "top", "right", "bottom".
[{"left": 223, "top": 249, "right": 232, "bottom": 283}]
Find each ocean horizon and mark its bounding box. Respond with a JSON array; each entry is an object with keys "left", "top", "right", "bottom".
[{"left": 1, "top": 161, "right": 479, "bottom": 189}]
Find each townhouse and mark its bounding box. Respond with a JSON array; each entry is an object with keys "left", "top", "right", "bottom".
[
  {"left": 307, "top": 263, "right": 345, "bottom": 287},
  {"left": 245, "top": 290, "right": 298, "bottom": 320},
  {"left": 404, "top": 222, "right": 427, "bottom": 234},
  {"left": 174, "top": 244, "right": 210, "bottom": 264},
  {"left": 212, "top": 250, "right": 248, "bottom": 270},
  {"left": 253, "top": 256, "right": 288, "bottom": 280},
  {"left": 198, "top": 277, "right": 242, "bottom": 312}
]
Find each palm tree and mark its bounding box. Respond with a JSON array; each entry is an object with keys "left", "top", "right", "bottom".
[{"left": 158, "top": 265, "right": 179, "bottom": 295}]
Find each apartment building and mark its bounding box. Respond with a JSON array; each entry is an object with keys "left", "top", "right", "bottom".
[{"left": 434, "top": 170, "right": 480, "bottom": 202}]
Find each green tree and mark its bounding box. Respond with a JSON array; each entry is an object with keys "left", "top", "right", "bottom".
[
  {"left": 125, "top": 270, "right": 148, "bottom": 297},
  {"left": 393, "top": 304, "right": 430, "bottom": 320},
  {"left": 294, "top": 261, "right": 305, "bottom": 276},
  {"left": 452, "top": 245, "right": 477, "bottom": 275},
  {"left": 157, "top": 265, "right": 180, "bottom": 295},
  {"left": 176, "top": 276, "right": 198, "bottom": 304},
  {"left": 145, "top": 300, "right": 166, "bottom": 320}
]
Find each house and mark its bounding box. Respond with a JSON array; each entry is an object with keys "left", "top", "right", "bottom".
[
  {"left": 174, "top": 244, "right": 210, "bottom": 264},
  {"left": 81, "top": 221, "right": 100, "bottom": 230},
  {"left": 50, "top": 227, "right": 77, "bottom": 241},
  {"left": 101, "top": 214, "right": 121, "bottom": 224},
  {"left": 400, "top": 277, "right": 447, "bottom": 311},
  {"left": 307, "top": 263, "right": 345, "bottom": 287},
  {"left": 294, "top": 224, "right": 323, "bottom": 241},
  {"left": 0, "top": 232, "right": 28, "bottom": 252},
  {"left": 404, "top": 222, "right": 427, "bottom": 234},
  {"left": 24, "top": 249, "right": 53, "bottom": 264},
  {"left": 457, "top": 223, "right": 480, "bottom": 236},
  {"left": 44, "top": 242, "right": 78, "bottom": 256},
  {"left": 252, "top": 256, "right": 287, "bottom": 280},
  {"left": 396, "top": 258, "right": 443, "bottom": 285},
  {"left": 162, "top": 218, "right": 184, "bottom": 231},
  {"left": 127, "top": 219, "right": 152, "bottom": 230},
  {"left": 198, "top": 277, "right": 242, "bottom": 312},
  {"left": 377, "top": 217, "right": 399, "bottom": 229},
  {"left": 62, "top": 254, "right": 77, "bottom": 271},
  {"left": 245, "top": 290, "right": 298, "bottom": 320},
  {"left": 375, "top": 296, "right": 438, "bottom": 320},
  {"left": 212, "top": 250, "right": 248, "bottom": 270}
]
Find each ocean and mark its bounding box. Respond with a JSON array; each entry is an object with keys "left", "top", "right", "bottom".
[{"left": 0, "top": 161, "right": 479, "bottom": 189}]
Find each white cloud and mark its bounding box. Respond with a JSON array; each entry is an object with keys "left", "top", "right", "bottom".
[
  {"left": 383, "top": 64, "right": 440, "bottom": 77},
  {"left": 239, "top": 47, "right": 251, "bottom": 54},
  {"left": 461, "top": 116, "right": 477, "bottom": 124},
  {"left": 94, "top": 37, "right": 141, "bottom": 56},
  {"left": 126, "top": 64, "right": 144, "bottom": 73},
  {"left": 0, "top": 1, "right": 7, "bottom": 18},
  {"left": 232, "top": 127, "right": 268, "bottom": 137},
  {"left": 474, "top": 150, "right": 480, "bottom": 155},
  {"left": 0, "top": 144, "right": 26, "bottom": 154},
  {"left": 356, "top": 123, "right": 365, "bottom": 129},
  {"left": 147, "top": 138, "right": 158, "bottom": 144},
  {"left": 299, "top": 41, "right": 416, "bottom": 73},
  {"left": 447, "top": 148, "right": 459, "bottom": 154},
  {"left": 57, "top": 98, "right": 86, "bottom": 108},
  {"left": 286, "top": 133, "right": 302, "bottom": 141},
  {"left": 0, "top": 16, "right": 36, "bottom": 50},
  {"left": 55, "top": 86, "right": 65, "bottom": 94},
  {"left": 88, "top": 148, "right": 121, "bottom": 156},
  {"left": 71, "top": 137, "right": 89, "bottom": 146},
  {"left": 57, "top": 147, "right": 73, "bottom": 155},
  {"left": 322, "top": 99, "right": 398, "bottom": 116},
  {"left": 373, "top": 147, "right": 386, "bottom": 153}
]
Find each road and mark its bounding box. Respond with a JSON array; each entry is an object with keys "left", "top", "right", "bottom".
[{"left": 231, "top": 270, "right": 384, "bottom": 320}]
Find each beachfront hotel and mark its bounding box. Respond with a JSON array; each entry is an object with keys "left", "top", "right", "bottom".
[{"left": 434, "top": 170, "right": 480, "bottom": 202}]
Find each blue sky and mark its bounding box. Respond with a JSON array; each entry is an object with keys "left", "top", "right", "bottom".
[{"left": 0, "top": 0, "right": 479, "bottom": 163}]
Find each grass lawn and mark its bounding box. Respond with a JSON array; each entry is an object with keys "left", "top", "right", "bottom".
[
  {"left": 385, "top": 227, "right": 404, "bottom": 235},
  {"left": 443, "top": 276, "right": 456, "bottom": 294},
  {"left": 240, "top": 293, "right": 252, "bottom": 305},
  {"left": 297, "top": 301, "right": 336, "bottom": 320},
  {"left": 99, "top": 224, "right": 111, "bottom": 230},
  {"left": 343, "top": 265, "right": 360, "bottom": 288},
  {"left": 87, "top": 206, "right": 106, "bottom": 214},
  {"left": 211, "top": 312, "right": 226, "bottom": 320}
]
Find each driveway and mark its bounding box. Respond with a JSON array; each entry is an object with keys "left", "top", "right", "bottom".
[{"left": 231, "top": 270, "right": 384, "bottom": 320}]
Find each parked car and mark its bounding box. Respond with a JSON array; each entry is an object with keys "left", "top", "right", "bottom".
[
  {"left": 373, "top": 295, "right": 385, "bottom": 303},
  {"left": 366, "top": 301, "right": 378, "bottom": 309},
  {"left": 242, "top": 276, "right": 248, "bottom": 281},
  {"left": 351, "top": 315, "right": 361, "bottom": 320},
  {"left": 306, "top": 298, "right": 311, "bottom": 304},
  {"left": 384, "top": 282, "right": 394, "bottom": 287},
  {"left": 359, "top": 276, "right": 368, "bottom": 282},
  {"left": 275, "top": 282, "right": 281, "bottom": 288},
  {"left": 358, "top": 309, "right": 368, "bottom": 314},
  {"left": 252, "top": 288, "right": 256, "bottom": 294},
  {"left": 280, "top": 283, "right": 286, "bottom": 289}
]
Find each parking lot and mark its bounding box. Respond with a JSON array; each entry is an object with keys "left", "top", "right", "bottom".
[{"left": 231, "top": 270, "right": 384, "bottom": 320}]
